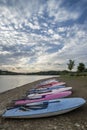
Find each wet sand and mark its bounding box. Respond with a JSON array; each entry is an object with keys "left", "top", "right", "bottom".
[{"left": 0, "top": 76, "right": 87, "bottom": 130}]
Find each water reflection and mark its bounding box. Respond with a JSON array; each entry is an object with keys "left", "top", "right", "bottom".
[{"left": 0, "top": 75, "right": 57, "bottom": 93}]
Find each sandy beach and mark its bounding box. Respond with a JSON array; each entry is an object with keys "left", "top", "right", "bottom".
[{"left": 0, "top": 76, "right": 87, "bottom": 130}]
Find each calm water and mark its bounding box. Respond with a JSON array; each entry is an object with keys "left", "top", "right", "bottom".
[{"left": 0, "top": 75, "right": 57, "bottom": 93}]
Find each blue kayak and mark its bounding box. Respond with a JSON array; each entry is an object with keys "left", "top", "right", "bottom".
[
  {"left": 27, "top": 85, "right": 66, "bottom": 94},
  {"left": 2, "top": 98, "right": 86, "bottom": 118}
]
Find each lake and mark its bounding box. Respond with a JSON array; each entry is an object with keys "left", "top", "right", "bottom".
[{"left": 0, "top": 75, "right": 57, "bottom": 93}]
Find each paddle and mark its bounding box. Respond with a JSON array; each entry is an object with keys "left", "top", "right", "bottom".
[
  {"left": 19, "top": 99, "right": 61, "bottom": 111},
  {"left": 19, "top": 102, "right": 48, "bottom": 111},
  {"left": 7, "top": 98, "right": 61, "bottom": 110},
  {"left": 7, "top": 101, "right": 48, "bottom": 111}
]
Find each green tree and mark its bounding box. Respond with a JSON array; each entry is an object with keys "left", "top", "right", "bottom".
[
  {"left": 67, "top": 60, "right": 75, "bottom": 72},
  {"left": 77, "top": 63, "right": 85, "bottom": 72}
]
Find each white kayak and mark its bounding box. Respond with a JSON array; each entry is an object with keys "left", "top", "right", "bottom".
[{"left": 27, "top": 87, "right": 72, "bottom": 98}]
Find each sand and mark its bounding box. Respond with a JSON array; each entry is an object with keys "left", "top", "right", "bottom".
[{"left": 0, "top": 76, "right": 87, "bottom": 130}]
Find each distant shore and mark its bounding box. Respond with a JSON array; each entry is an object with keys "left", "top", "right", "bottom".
[{"left": 0, "top": 76, "right": 87, "bottom": 130}]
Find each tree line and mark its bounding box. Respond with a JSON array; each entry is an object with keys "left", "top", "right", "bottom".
[
  {"left": 67, "top": 59, "right": 87, "bottom": 72},
  {"left": 0, "top": 60, "right": 87, "bottom": 75}
]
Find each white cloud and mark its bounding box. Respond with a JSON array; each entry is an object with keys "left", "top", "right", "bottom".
[
  {"left": 0, "top": 22, "right": 87, "bottom": 72},
  {"left": 48, "top": 29, "right": 54, "bottom": 34},
  {"left": 0, "top": 51, "right": 11, "bottom": 55},
  {"left": 58, "top": 27, "right": 66, "bottom": 32},
  {"left": 52, "top": 34, "right": 61, "bottom": 40},
  {"left": 0, "top": 0, "right": 87, "bottom": 72},
  {"left": 26, "top": 22, "right": 40, "bottom": 30},
  {"left": 47, "top": 0, "right": 81, "bottom": 22},
  {"left": 43, "top": 23, "right": 48, "bottom": 27}
]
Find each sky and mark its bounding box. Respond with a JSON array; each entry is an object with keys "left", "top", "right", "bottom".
[{"left": 0, "top": 0, "right": 87, "bottom": 72}]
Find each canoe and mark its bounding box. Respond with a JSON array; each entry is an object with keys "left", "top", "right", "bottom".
[
  {"left": 27, "top": 87, "right": 72, "bottom": 98},
  {"left": 2, "top": 98, "right": 86, "bottom": 118},
  {"left": 14, "top": 91, "right": 72, "bottom": 106}
]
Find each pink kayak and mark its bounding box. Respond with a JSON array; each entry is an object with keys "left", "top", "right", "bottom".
[
  {"left": 36, "top": 82, "right": 66, "bottom": 88},
  {"left": 28, "top": 87, "right": 72, "bottom": 98},
  {"left": 14, "top": 91, "right": 72, "bottom": 106},
  {"left": 38, "top": 79, "right": 59, "bottom": 85}
]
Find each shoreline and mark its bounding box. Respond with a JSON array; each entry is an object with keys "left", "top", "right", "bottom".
[
  {"left": 0, "top": 75, "right": 59, "bottom": 94},
  {"left": 0, "top": 76, "right": 58, "bottom": 94},
  {"left": 0, "top": 76, "right": 87, "bottom": 130}
]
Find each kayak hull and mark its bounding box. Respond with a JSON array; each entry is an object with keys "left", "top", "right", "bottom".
[
  {"left": 28, "top": 85, "right": 66, "bottom": 94},
  {"left": 2, "top": 98, "right": 86, "bottom": 118},
  {"left": 14, "top": 91, "right": 72, "bottom": 105},
  {"left": 27, "top": 87, "right": 72, "bottom": 98},
  {"left": 37, "top": 82, "right": 66, "bottom": 88}
]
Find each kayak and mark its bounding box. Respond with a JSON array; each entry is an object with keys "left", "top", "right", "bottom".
[
  {"left": 38, "top": 79, "right": 59, "bottom": 86},
  {"left": 27, "top": 85, "right": 66, "bottom": 94},
  {"left": 14, "top": 91, "right": 72, "bottom": 106},
  {"left": 36, "top": 82, "right": 66, "bottom": 88},
  {"left": 27, "top": 87, "right": 72, "bottom": 98},
  {"left": 2, "top": 98, "right": 86, "bottom": 118}
]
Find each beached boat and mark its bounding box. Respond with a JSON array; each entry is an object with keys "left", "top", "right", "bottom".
[
  {"left": 27, "top": 87, "right": 72, "bottom": 98},
  {"left": 2, "top": 98, "right": 86, "bottom": 118},
  {"left": 27, "top": 85, "right": 66, "bottom": 94},
  {"left": 36, "top": 82, "right": 66, "bottom": 88},
  {"left": 14, "top": 91, "right": 72, "bottom": 106}
]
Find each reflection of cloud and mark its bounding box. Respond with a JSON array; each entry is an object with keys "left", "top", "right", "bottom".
[{"left": 0, "top": 0, "right": 87, "bottom": 72}]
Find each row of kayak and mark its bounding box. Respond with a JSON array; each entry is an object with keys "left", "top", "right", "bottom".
[{"left": 2, "top": 78, "right": 86, "bottom": 118}]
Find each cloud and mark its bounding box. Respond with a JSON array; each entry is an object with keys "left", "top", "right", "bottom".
[
  {"left": 47, "top": 0, "right": 82, "bottom": 22},
  {"left": 25, "top": 20, "right": 40, "bottom": 30},
  {"left": 48, "top": 29, "right": 54, "bottom": 34},
  {"left": 0, "top": 0, "right": 87, "bottom": 72},
  {"left": 52, "top": 34, "right": 61, "bottom": 40}
]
